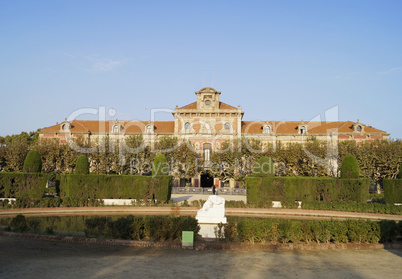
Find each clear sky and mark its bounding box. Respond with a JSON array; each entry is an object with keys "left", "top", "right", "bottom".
[{"left": 1, "top": 0, "right": 401, "bottom": 139}]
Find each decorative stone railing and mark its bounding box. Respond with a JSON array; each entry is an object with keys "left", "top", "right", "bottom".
[{"left": 171, "top": 187, "right": 246, "bottom": 195}]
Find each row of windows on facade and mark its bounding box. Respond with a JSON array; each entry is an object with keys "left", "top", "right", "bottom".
[
  {"left": 62, "top": 123, "right": 363, "bottom": 135},
  {"left": 62, "top": 123, "right": 304, "bottom": 134},
  {"left": 184, "top": 122, "right": 231, "bottom": 131}
]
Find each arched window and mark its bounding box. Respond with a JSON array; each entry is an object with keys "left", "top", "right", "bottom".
[
  {"left": 264, "top": 125, "right": 271, "bottom": 134},
  {"left": 146, "top": 125, "right": 152, "bottom": 133},
  {"left": 300, "top": 126, "right": 306, "bottom": 135},
  {"left": 356, "top": 125, "right": 362, "bottom": 132},
  {"left": 113, "top": 125, "right": 119, "bottom": 133},
  {"left": 62, "top": 124, "right": 69, "bottom": 131},
  {"left": 203, "top": 143, "right": 212, "bottom": 162}
]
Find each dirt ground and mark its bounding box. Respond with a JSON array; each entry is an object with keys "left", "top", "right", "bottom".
[{"left": 1, "top": 235, "right": 401, "bottom": 279}]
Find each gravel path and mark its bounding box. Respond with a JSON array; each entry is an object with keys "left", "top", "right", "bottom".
[{"left": 1, "top": 235, "right": 401, "bottom": 279}]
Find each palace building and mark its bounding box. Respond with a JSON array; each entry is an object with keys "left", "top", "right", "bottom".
[{"left": 39, "top": 87, "right": 389, "bottom": 188}]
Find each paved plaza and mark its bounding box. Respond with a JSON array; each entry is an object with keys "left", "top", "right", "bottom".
[{"left": 1, "top": 235, "right": 401, "bottom": 279}]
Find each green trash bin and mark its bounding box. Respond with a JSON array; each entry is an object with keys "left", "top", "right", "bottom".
[{"left": 182, "top": 231, "right": 194, "bottom": 249}]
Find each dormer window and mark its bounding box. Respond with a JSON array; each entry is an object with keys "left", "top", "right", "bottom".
[
  {"left": 264, "top": 125, "right": 271, "bottom": 134},
  {"left": 62, "top": 124, "right": 69, "bottom": 131},
  {"left": 300, "top": 126, "right": 306, "bottom": 135},
  {"left": 356, "top": 125, "right": 362, "bottom": 132},
  {"left": 146, "top": 125, "right": 152, "bottom": 133},
  {"left": 113, "top": 125, "right": 119, "bottom": 133}
]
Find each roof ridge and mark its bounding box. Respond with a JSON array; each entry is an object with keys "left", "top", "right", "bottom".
[{"left": 74, "top": 120, "right": 90, "bottom": 132}]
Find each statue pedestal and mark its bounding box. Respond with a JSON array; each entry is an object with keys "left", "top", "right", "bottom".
[{"left": 196, "top": 195, "right": 227, "bottom": 238}]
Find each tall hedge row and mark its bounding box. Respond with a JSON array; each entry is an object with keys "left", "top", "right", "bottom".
[
  {"left": 0, "top": 173, "right": 172, "bottom": 202},
  {"left": 59, "top": 174, "right": 172, "bottom": 201},
  {"left": 383, "top": 179, "right": 402, "bottom": 204},
  {"left": 0, "top": 172, "right": 48, "bottom": 198},
  {"left": 246, "top": 177, "right": 370, "bottom": 207}
]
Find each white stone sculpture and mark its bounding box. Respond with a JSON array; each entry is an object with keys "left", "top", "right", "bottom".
[{"left": 196, "top": 195, "right": 227, "bottom": 238}]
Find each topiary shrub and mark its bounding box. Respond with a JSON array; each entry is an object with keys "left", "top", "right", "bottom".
[
  {"left": 152, "top": 154, "right": 169, "bottom": 176},
  {"left": 253, "top": 156, "right": 275, "bottom": 177},
  {"left": 75, "top": 154, "right": 89, "bottom": 174},
  {"left": 340, "top": 154, "right": 359, "bottom": 179},
  {"left": 23, "top": 150, "right": 42, "bottom": 173}
]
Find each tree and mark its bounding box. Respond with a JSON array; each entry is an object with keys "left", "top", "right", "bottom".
[
  {"left": 340, "top": 154, "right": 359, "bottom": 179},
  {"left": 152, "top": 154, "right": 169, "bottom": 176},
  {"left": 397, "top": 161, "right": 402, "bottom": 179},
  {"left": 23, "top": 150, "right": 42, "bottom": 173},
  {"left": 75, "top": 154, "right": 89, "bottom": 174},
  {"left": 253, "top": 156, "right": 275, "bottom": 176}
]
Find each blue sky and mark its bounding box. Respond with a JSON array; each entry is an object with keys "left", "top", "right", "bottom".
[{"left": 0, "top": 0, "right": 401, "bottom": 139}]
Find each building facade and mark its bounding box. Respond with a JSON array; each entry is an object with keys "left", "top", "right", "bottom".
[{"left": 39, "top": 87, "right": 389, "bottom": 188}]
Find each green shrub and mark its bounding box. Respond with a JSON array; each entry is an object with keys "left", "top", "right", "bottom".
[
  {"left": 84, "top": 216, "right": 111, "bottom": 238},
  {"left": 152, "top": 154, "right": 169, "bottom": 176},
  {"left": 108, "top": 215, "right": 135, "bottom": 239},
  {"left": 340, "top": 154, "right": 359, "bottom": 179},
  {"left": 10, "top": 214, "right": 28, "bottom": 232},
  {"left": 224, "top": 222, "right": 237, "bottom": 242},
  {"left": 75, "top": 155, "right": 89, "bottom": 175},
  {"left": 247, "top": 177, "right": 369, "bottom": 205},
  {"left": 378, "top": 220, "right": 398, "bottom": 243},
  {"left": 59, "top": 174, "right": 171, "bottom": 202},
  {"left": 253, "top": 156, "right": 275, "bottom": 177},
  {"left": 40, "top": 197, "right": 62, "bottom": 208},
  {"left": 383, "top": 179, "right": 402, "bottom": 204},
  {"left": 84, "top": 215, "right": 199, "bottom": 241},
  {"left": 301, "top": 200, "right": 402, "bottom": 215},
  {"left": 23, "top": 150, "right": 42, "bottom": 173},
  {"left": 236, "top": 218, "right": 397, "bottom": 244}
]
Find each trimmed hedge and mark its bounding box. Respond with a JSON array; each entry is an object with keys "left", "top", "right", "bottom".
[
  {"left": 0, "top": 173, "right": 172, "bottom": 202},
  {"left": 236, "top": 218, "right": 399, "bottom": 244},
  {"left": 246, "top": 177, "right": 370, "bottom": 207},
  {"left": 340, "top": 154, "right": 359, "bottom": 179},
  {"left": 75, "top": 155, "right": 89, "bottom": 174},
  {"left": 84, "top": 215, "right": 200, "bottom": 241},
  {"left": 383, "top": 179, "right": 402, "bottom": 204},
  {"left": 23, "top": 150, "right": 42, "bottom": 173},
  {"left": 59, "top": 174, "right": 172, "bottom": 201},
  {"left": 301, "top": 201, "right": 402, "bottom": 215},
  {"left": 0, "top": 172, "right": 48, "bottom": 198}
]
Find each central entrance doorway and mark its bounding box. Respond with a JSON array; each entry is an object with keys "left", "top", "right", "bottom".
[{"left": 200, "top": 171, "right": 213, "bottom": 188}]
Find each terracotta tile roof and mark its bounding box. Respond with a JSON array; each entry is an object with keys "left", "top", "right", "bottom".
[
  {"left": 41, "top": 120, "right": 385, "bottom": 136},
  {"left": 178, "top": 102, "right": 197, "bottom": 109},
  {"left": 178, "top": 101, "right": 237, "bottom": 110},
  {"left": 219, "top": 102, "right": 237, "bottom": 110},
  {"left": 40, "top": 120, "right": 175, "bottom": 134},
  {"left": 241, "top": 121, "right": 386, "bottom": 135}
]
